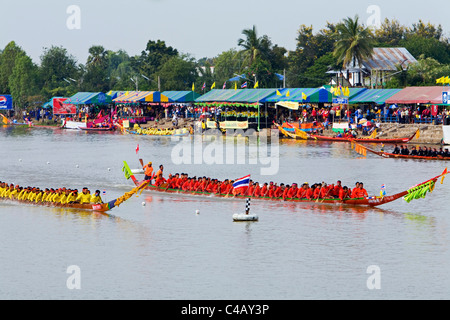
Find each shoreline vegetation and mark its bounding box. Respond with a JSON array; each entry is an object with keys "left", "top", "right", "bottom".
[{"left": 0, "top": 16, "right": 448, "bottom": 112}]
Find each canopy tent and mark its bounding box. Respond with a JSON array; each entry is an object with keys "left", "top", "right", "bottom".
[
  {"left": 106, "top": 90, "right": 126, "bottom": 99},
  {"left": 261, "top": 88, "right": 332, "bottom": 103},
  {"left": 64, "top": 92, "right": 112, "bottom": 105},
  {"left": 196, "top": 89, "right": 246, "bottom": 102},
  {"left": 226, "top": 89, "right": 277, "bottom": 103},
  {"left": 161, "top": 91, "right": 201, "bottom": 102},
  {"left": 385, "top": 86, "right": 449, "bottom": 105},
  {"left": 349, "top": 89, "right": 402, "bottom": 105},
  {"left": 113, "top": 91, "right": 173, "bottom": 103},
  {"left": 275, "top": 101, "right": 299, "bottom": 110}
]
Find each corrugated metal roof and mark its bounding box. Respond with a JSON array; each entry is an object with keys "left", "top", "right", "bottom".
[{"left": 347, "top": 47, "right": 417, "bottom": 71}]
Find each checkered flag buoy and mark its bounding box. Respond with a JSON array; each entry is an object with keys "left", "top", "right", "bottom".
[{"left": 233, "top": 198, "right": 258, "bottom": 222}]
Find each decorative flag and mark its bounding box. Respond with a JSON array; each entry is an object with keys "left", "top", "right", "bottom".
[
  {"left": 241, "top": 82, "right": 248, "bottom": 88},
  {"left": 380, "top": 184, "right": 386, "bottom": 197},
  {"left": 103, "top": 190, "right": 106, "bottom": 195},
  {"left": 234, "top": 82, "right": 237, "bottom": 90},
  {"left": 330, "top": 87, "right": 335, "bottom": 94},
  {"left": 254, "top": 81, "right": 259, "bottom": 89},
  {"left": 136, "top": 144, "right": 139, "bottom": 154},
  {"left": 302, "top": 92, "right": 307, "bottom": 100},
  {"left": 233, "top": 175, "right": 251, "bottom": 189},
  {"left": 211, "top": 82, "right": 216, "bottom": 89},
  {"left": 202, "top": 82, "right": 206, "bottom": 90},
  {"left": 286, "top": 90, "right": 290, "bottom": 97},
  {"left": 276, "top": 90, "right": 282, "bottom": 96},
  {"left": 223, "top": 82, "right": 227, "bottom": 89},
  {"left": 445, "top": 76, "right": 450, "bottom": 84},
  {"left": 192, "top": 83, "right": 195, "bottom": 91}
]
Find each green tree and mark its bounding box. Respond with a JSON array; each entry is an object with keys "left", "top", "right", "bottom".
[
  {"left": 82, "top": 45, "right": 110, "bottom": 92},
  {"left": 9, "top": 54, "right": 39, "bottom": 108},
  {"left": 237, "top": 25, "right": 271, "bottom": 67},
  {"left": 0, "top": 41, "right": 26, "bottom": 93},
  {"left": 213, "top": 49, "right": 246, "bottom": 87},
  {"left": 39, "top": 46, "right": 79, "bottom": 98},
  {"left": 374, "top": 18, "right": 406, "bottom": 46},
  {"left": 158, "top": 55, "right": 197, "bottom": 91}
]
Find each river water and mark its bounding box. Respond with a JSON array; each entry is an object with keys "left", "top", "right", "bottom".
[{"left": 1, "top": 126, "right": 449, "bottom": 300}]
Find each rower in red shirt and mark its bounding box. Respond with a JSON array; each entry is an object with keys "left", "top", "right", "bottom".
[
  {"left": 297, "top": 183, "right": 308, "bottom": 199},
  {"left": 260, "top": 183, "right": 268, "bottom": 197},
  {"left": 182, "top": 178, "right": 191, "bottom": 191},
  {"left": 253, "top": 182, "right": 261, "bottom": 197},
  {"left": 246, "top": 181, "right": 254, "bottom": 197},
  {"left": 273, "top": 183, "right": 284, "bottom": 198},
  {"left": 282, "top": 185, "right": 290, "bottom": 200},
  {"left": 339, "top": 186, "right": 350, "bottom": 200},
  {"left": 220, "top": 180, "right": 229, "bottom": 194},
  {"left": 320, "top": 183, "right": 331, "bottom": 199},
  {"left": 287, "top": 183, "right": 298, "bottom": 199},
  {"left": 305, "top": 185, "right": 314, "bottom": 200},
  {"left": 313, "top": 184, "right": 322, "bottom": 199},
  {"left": 333, "top": 180, "right": 343, "bottom": 198}
]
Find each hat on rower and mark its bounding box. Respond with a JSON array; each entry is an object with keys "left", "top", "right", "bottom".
[{"left": 148, "top": 162, "right": 152, "bottom": 165}]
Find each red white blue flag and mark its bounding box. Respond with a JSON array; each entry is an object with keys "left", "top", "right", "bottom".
[
  {"left": 241, "top": 82, "right": 247, "bottom": 88},
  {"left": 233, "top": 175, "right": 250, "bottom": 189},
  {"left": 202, "top": 82, "right": 206, "bottom": 90}
]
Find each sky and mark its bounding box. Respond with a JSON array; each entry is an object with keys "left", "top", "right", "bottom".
[{"left": 1, "top": 0, "right": 449, "bottom": 64}]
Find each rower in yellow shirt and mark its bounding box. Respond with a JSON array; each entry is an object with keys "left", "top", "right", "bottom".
[
  {"left": 76, "top": 187, "right": 92, "bottom": 204},
  {"left": 90, "top": 190, "right": 103, "bottom": 204}
]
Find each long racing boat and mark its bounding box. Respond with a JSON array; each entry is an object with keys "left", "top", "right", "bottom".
[
  {"left": 274, "top": 122, "right": 419, "bottom": 144},
  {"left": 0, "top": 181, "right": 150, "bottom": 212},
  {"left": 353, "top": 143, "right": 450, "bottom": 161},
  {"left": 122, "top": 161, "right": 447, "bottom": 207}
]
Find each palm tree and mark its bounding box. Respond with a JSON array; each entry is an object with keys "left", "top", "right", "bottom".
[
  {"left": 87, "top": 45, "right": 108, "bottom": 67},
  {"left": 237, "top": 25, "right": 270, "bottom": 67},
  {"left": 333, "top": 16, "right": 374, "bottom": 86}
]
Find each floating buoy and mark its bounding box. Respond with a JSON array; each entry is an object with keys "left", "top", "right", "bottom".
[
  {"left": 19, "top": 159, "right": 22, "bottom": 162},
  {"left": 142, "top": 202, "right": 146, "bottom": 206},
  {"left": 195, "top": 209, "right": 200, "bottom": 215},
  {"left": 46, "top": 161, "right": 50, "bottom": 165},
  {"left": 233, "top": 198, "right": 258, "bottom": 222},
  {"left": 107, "top": 168, "right": 111, "bottom": 171}
]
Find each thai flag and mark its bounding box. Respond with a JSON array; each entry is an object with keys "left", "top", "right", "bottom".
[
  {"left": 222, "top": 82, "right": 226, "bottom": 89},
  {"left": 202, "top": 82, "right": 206, "bottom": 90},
  {"left": 233, "top": 175, "right": 250, "bottom": 189},
  {"left": 241, "top": 82, "right": 247, "bottom": 88}
]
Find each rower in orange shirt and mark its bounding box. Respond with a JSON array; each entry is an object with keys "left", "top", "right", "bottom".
[
  {"left": 143, "top": 162, "right": 154, "bottom": 181},
  {"left": 154, "top": 165, "right": 165, "bottom": 186},
  {"left": 351, "top": 182, "right": 360, "bottom": 198},
  {"left": 357, "top": 182, "right": 369, "bottom": 198},
  {"left": 246, "top": 181, "right": 254, "bottom": 197}
]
